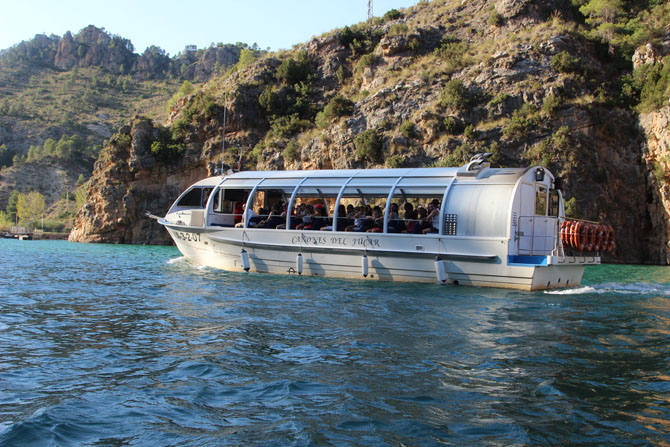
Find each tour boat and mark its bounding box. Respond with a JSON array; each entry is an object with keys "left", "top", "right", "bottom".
[{"left": 153, "top": 156, "right": 609, "bottom": 290}]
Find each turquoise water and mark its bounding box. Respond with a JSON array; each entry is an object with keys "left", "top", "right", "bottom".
[{"left": 0, "top": 239, "right": 668, "bottom": 446}]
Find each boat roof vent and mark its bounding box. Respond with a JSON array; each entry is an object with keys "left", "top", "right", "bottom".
[{"left": 457, "top": 153, "right": 492, "bottom": 177}]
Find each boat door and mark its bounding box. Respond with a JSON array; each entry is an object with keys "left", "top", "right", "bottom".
[{"left": 517, "top": 183, "right": 558, "bottom": 255}]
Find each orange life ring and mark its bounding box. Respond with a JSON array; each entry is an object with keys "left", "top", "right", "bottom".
[
  {"left": 576, "top": 221, "right": 586, "bottom": 251},
  {"left": 570, "top": 220, "right": 578, "bottom": 249},
  {"left": 560, "top": 220, "right": 569, "bottom": 247}
]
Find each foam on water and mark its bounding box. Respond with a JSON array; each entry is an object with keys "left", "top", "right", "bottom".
[
  {"left": 167, "top": 256, "right": 186, "bottom": 264},
  {"left": 546, "top": 282, "right": 670, "bottom": 296}
]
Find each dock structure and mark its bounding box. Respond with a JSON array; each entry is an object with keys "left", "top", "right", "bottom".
[{"left": 1, "top": 226, "right": 33, "bottom": 240}]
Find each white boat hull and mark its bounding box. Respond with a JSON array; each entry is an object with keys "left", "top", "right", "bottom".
[{"left": 165, "top": 225, "right": 597, "bottom": 291}]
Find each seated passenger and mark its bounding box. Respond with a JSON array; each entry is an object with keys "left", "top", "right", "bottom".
[
  {"left": 259, "top": 203, "right": 285, "bottom": 229},
  {"left": 414, "top": 207, "right": 431, "bottom": 234},
  {"left": 235, "top": 204, "right": 258, "bottom": 228},
  {"left": 402, "top": 203, "right": 418, "bottom": 233},
  {"left": 322, "top": 204, "right": 346, "bottom": 231},
  {"left": 366, "top": 207, "right": 383, "bottom": 232},
  {"left": 296, "top": 204, "right": 314, "bottom": 230},
  {"left": 423, "top": 199, "right": 440, "bottom": 234},
  {"left": 346, "top": 208, "right": 371, "bottom": 232},
  {"left": 387, "top": 203, "right": 404, "bottom": 233},
  {"left": 233, "top": 202, "right": 244, "bottom": 224}
]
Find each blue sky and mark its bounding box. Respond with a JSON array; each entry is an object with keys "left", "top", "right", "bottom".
[{"left": 1, "top": 0, "right": 419, "bottom": 56}]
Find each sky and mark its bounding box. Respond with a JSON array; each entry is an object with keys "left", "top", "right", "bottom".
[{"left": 1, "top": 0, "right": 419, "bottom": 56}]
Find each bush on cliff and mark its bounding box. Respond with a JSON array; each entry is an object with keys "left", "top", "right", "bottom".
[
  {"left": 151, "top": 128, "right": 185, "bottom": 163},
  {"left": 276, "top": 51, "right": 313, "bottom": 86},
  {"left": 439, "top": 79, "right": 472, "bottom": 111},
  {"left": 634, "top": 56, "right": 670, "bottom": 113},
  {"left": 355, "top": 129, "right": 384, "bottom": 163},
  {"left": 339, "top": 24, "right": 382, "bottom": 56}
]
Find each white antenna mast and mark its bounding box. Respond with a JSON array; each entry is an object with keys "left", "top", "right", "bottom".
[
  {"left": 368, "top": 0, "right": 373, "bottom": 19},
  {"left": 221, "top": 94, "right": 227, "bottom": 175}
]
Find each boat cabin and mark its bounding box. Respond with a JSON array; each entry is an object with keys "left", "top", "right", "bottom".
[{"left": 166, "top": 160, "right": 564, "bottom": 257}]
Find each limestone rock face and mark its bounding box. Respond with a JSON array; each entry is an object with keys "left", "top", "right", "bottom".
[
  {"left": 640, "top": 106, "right": 670, "bottom": 264},
  {"left": 69, "top": 118, "right": 208, "bottom": 244}
]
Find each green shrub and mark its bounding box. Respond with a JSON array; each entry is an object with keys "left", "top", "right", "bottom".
[
  {"left": 522, "top": 139, "right": 553, "bottom": 167},
  {"left": 488, "top": 9, "right": 504, "bottom": 26},
  {"left": 336, "top": 66, "right": 348, "bottom": 84},
  {"left": 258, "top": 86, "right": 286, "bottom": 117},
  {"left": 502, "top": 107, "right": 539, "bottom": 140},
  {"left": 463, "top": 124, "right": 476, "bottom": 140},
  {"left": 551, "top": 51, "right": 583, "bottom": 74},
  {"left": 315, "top": 111, "right": 329, "bottom": 129},
  {"left": 635, "top": 56, "right": 670, "bottom": 113},
  {"left": 283, "top": 140, "right": 300, "bottom": 162},
  {"left": 385, "top": 154, "right": 405, "bottom": 168},
  {"left": 151, "top": 128, "right": 185, "bottom": 163},
  {"left": 317, "top": 95, "right": 354, "bottom": 128},
  {"left": 387, "top": 24, "right": 409, "bottom": 37},
  {"left": 541, "top": 94, "right": 563, "bottom": 117},
  {"left": 434, "top": 39, "right": 469, "bottom": 71},
  {"left": 339, "top": 24, "right": 381, "bottom": 56},
  {"left": 259, "top": 82, "right": 315, "bottom": 120},
  {"left": 235, "top": 48, "right": 257, "bottom": 70},
  {"left": 488, "top": 93, "right": 510, "bottom": 108},
  {"left": 439, "top": 79, "right": 471, "bottom": 111},
  {"left": 383, "top": 8, "right": 403, "bottom": 21},
  {"left": 443, "top": 116, "right": 463, "bottom": 135},
  {"left": 323, "top": 95, "right": 355, "bottom": 119},
  {"left": 276, "top": 51, "right": 312, "bottom": 85},
  {"left": 355, "top": 129, "right": 384, "bottom": 163},
  {"left": 247, "top": 143, "right": 263, "bottom": 166},
  {"left": 564, "top": 196, "right": 577, "bottom": 218},
  {"left": 358, "top": 53, "right": 381, "bottom": 71},
  {"left": 270, "top": 114, "right": 312, "bottom": 138},
  {"left": 399, "top": 121, "right": 418, "bottom": 139},
  {"left": 551, "top": 126, "right": 570, "bottom": 150},
  {"left": 42, "top": 219, "right": 66, "bottom": 232}
]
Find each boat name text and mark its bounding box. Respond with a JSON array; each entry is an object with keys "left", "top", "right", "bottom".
[{"left": 291, "top": 234, "right": 381, "bottom": 248}]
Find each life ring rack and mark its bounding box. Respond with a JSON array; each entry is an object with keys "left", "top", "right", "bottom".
[{"left": 560, "top": 219, "right": 615, "bottom": 253}]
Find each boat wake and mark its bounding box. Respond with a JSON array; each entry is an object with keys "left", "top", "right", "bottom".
[
  {"left": 167, "top": 256, "right": 186, "bottom": 265},
  {"left": 545, "top": 282, "right": 670, "bottom": 296}
]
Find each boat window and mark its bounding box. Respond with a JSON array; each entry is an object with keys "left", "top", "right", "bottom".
[
  {"left": 208, "top": 188, "right": 250, "bottom": 227},
  {"left": 202, "top": 188, "right": 213, "bottom": 207},
  {"left": 549, "top": 190, "right": 560, "bottom": 217},
  {"left": 535, "top": 186, "right": 548, "bottom": 215},
  {"left": 177, "top": 188, "right": 202, "bottom": 207}
]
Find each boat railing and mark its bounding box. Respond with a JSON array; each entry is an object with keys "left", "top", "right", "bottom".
[
  {"left": 210, "top": 211, "right": 448, "bottom": 234},
  {"left": 515, "top": 215, "right": 560, "bottom": 256}
]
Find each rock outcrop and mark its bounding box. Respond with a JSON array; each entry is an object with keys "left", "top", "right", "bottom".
[
  {"left": 69, "top": 118, "right": 209, "bottom": 244},
  {"left": 1, "top": 25, "right": 246, "bottom": 81},
  {"left": 640, "top": 106, "right": 670, "bottom": 264}
]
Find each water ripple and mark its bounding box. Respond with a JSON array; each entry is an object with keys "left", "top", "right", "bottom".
[{"left": 0, "top": 240, "right": 668, "bottom": 446}]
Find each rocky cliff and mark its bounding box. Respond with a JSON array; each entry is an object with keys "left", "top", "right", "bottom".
[
  {"left": 0, "top": 25, "right": 248, "bottom": 81},
  {"left": 70, "top": 0, "right": 670, "bottom": 264},
  {"left": 640, "top": 106, "right": 670, "bottom": 264}
]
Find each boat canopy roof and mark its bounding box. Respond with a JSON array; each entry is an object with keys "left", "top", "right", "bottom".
[{"left": 192, "top": 166, "right": 535, "bottom": 191}]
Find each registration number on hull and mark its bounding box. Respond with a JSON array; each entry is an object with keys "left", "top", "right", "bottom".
[{"left": 174, "top": 231, "right": 201, "bottom": 242}]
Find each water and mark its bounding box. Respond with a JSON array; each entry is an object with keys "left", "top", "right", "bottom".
[{"left": 0, "top": 240, "right": 668, "bottom": 446}]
